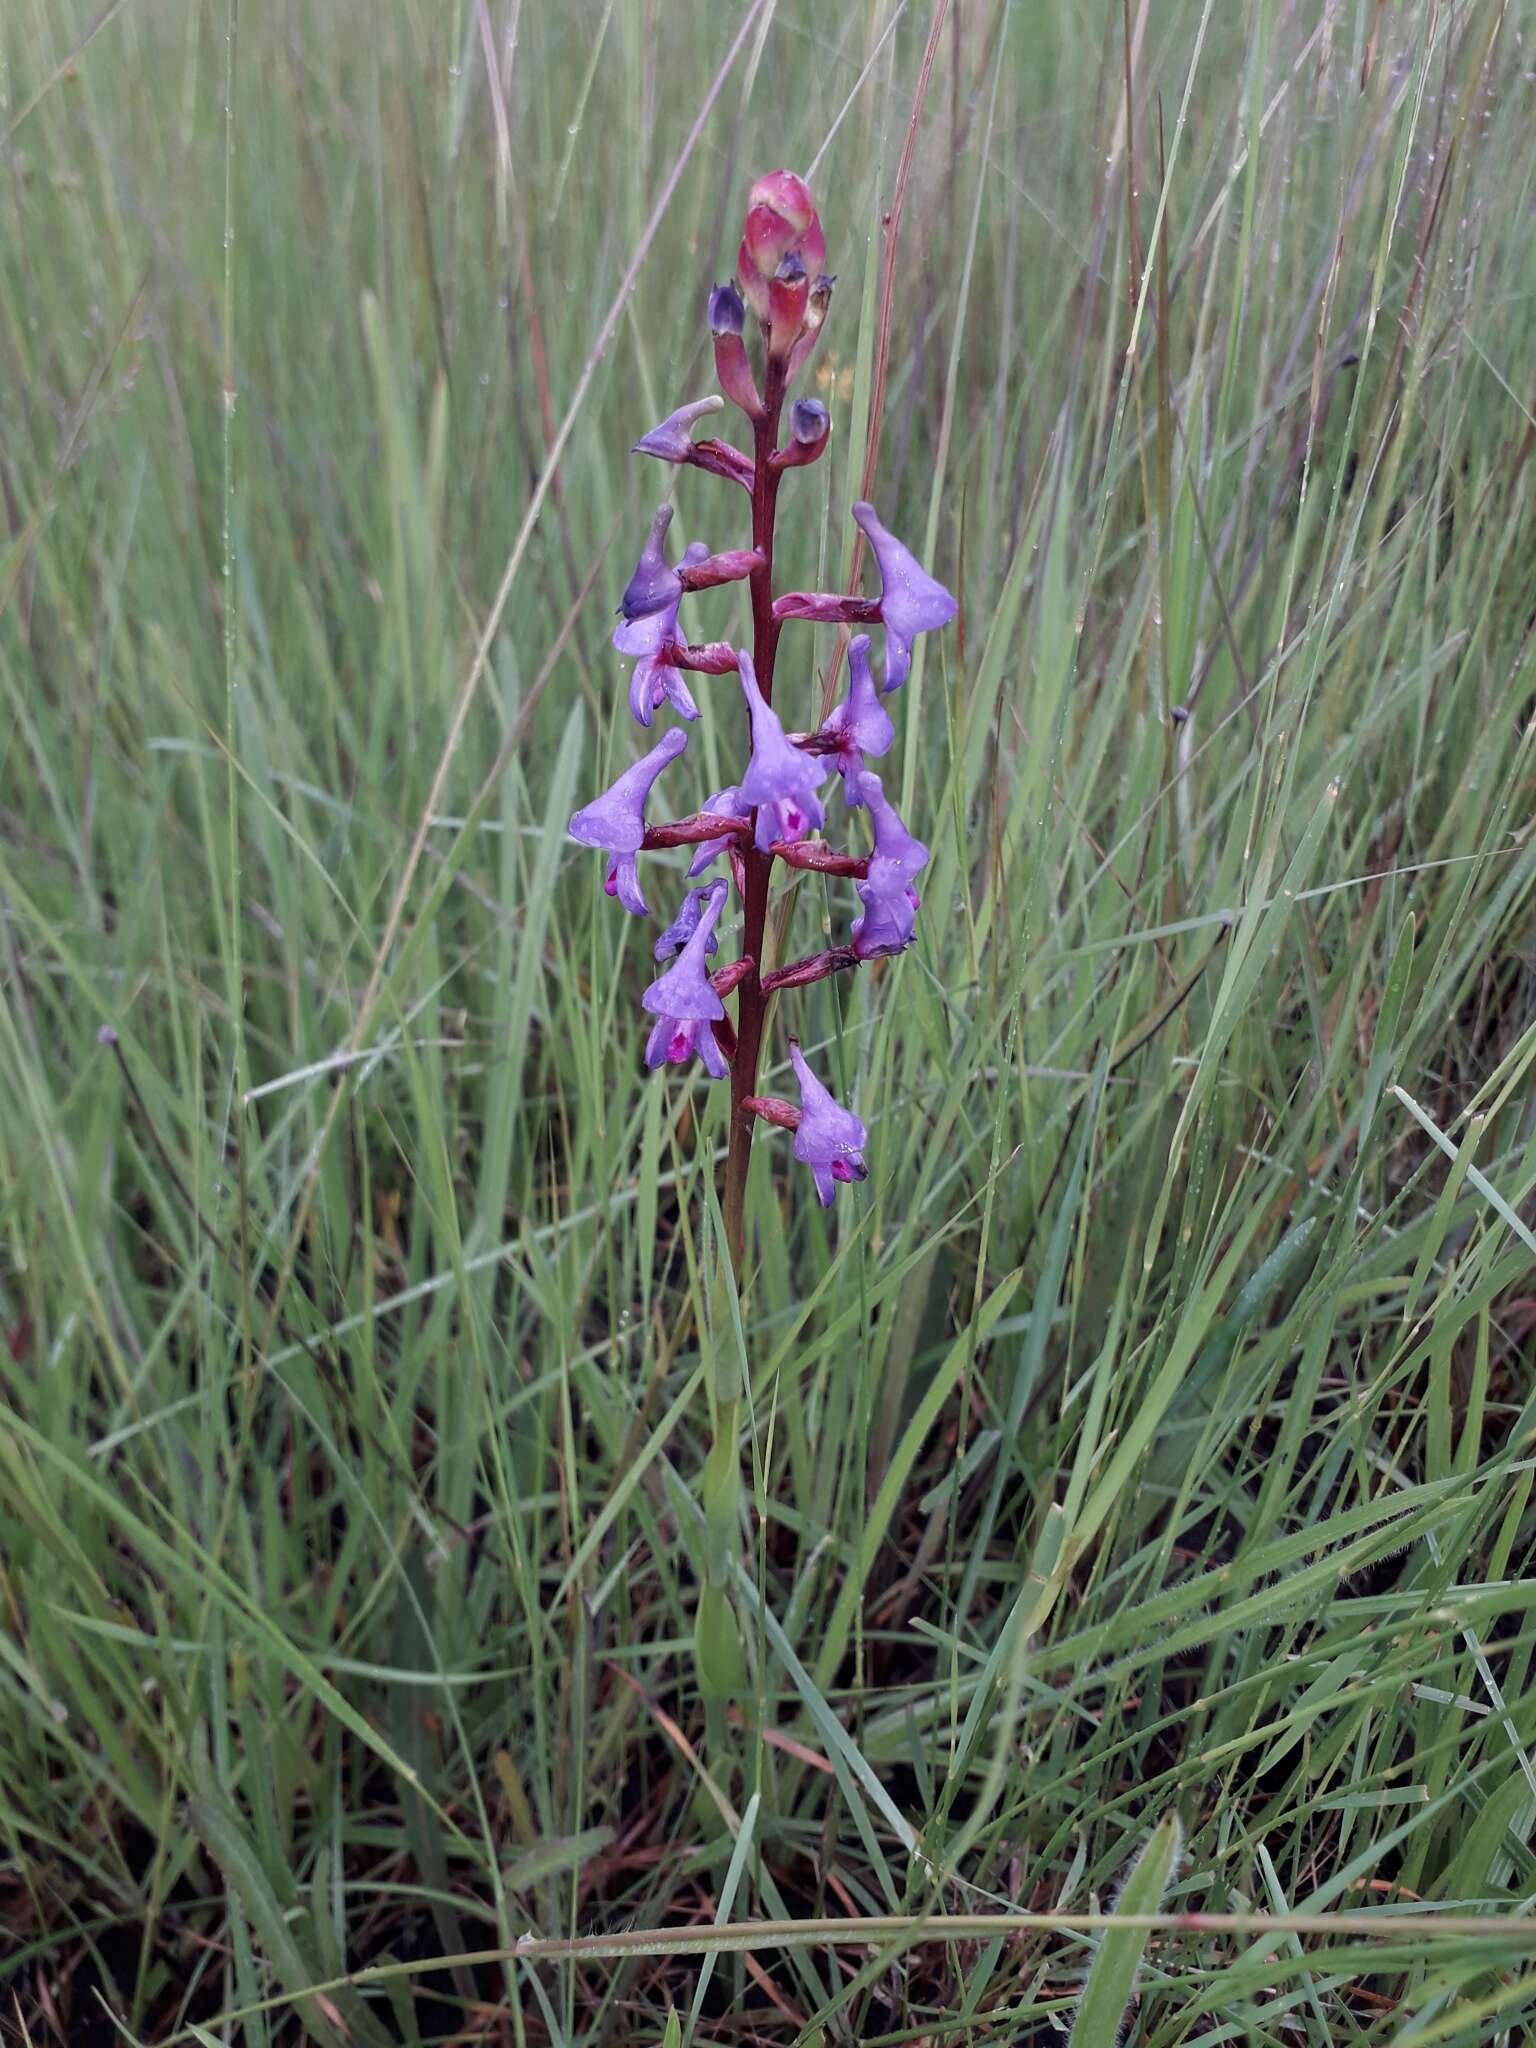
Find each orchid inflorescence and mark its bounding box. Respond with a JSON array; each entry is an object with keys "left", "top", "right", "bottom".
[{"left": 568, "top": 170, "right": 955, "bottom": 1249}]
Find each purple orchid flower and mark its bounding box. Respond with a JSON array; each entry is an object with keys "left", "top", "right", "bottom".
[
  {"left": 850, "top": 769, "right": 928, "bottom": 959},
  {"left": 737, "top": 648, "right": 825, "bottom": 851},
  {"left": 789, "top": 1042, "right": 868, "bottom": 1204},
  {"left": 654, "top": 884, "right": 722, "bottom": 963},
  {"left": 619, "top": 504, "right": 684, "bottom": 623},
  {"left": 687, "top": 786, "right": 753, "bottom": 877},
  {"left": 615, "top": 540, "right": 710, "bottom": 727},
  {"left": 632, "top": 395, "right": 725, "bottom": 465},
  {"left": 852, "top": 500, "right": 957, "bottom": 693},
  {"left": 642, "top": 879, "right": 729, "bottom": 1078},
  {"left": 821, "top": 633, "right": 894, "bottom": 793},
  {"left": 568, "top": 725, "right": 688, "bottom": 917}
]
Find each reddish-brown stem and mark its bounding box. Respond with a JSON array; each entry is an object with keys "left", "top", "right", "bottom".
[
  {"left": 722, "top": 353, "right": 789, "bottom": 1271},
  {"left": 760, "top": 945, "right": 859, "bottom": 994}
]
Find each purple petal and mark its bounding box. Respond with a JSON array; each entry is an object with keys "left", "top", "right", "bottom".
[
  {"left": 641, "top": 880, "right": 728, "bottom": 1022},
  {"left": 852, "top": 500, "right": 957, "bottom": 693},
  {"left": 789, "top": 1043, "right": 868, "bottom": 1203},
  {"left": 791, "top": 398, "right": 829, "bottom": 444},
  {"left": 823, "top": 634, "right": 895, "bottom": 791},
  {"left": 619, "top": 504, "right": 683, "bottom": 622},
  {"left": 605, "top": 852, "right": 650, "bottom": 918},
  {"left": 633, "top": 395, "right": 725, "bottom": 464},
  {"left": 851, "top": 864, "right": 920, "bottom": 958},
  {"left": 857, "top": 769, "right": 929, "bottom": 878},
  {"left": 645, "top": 1013, "right": 729, "bottom": 1077},
  {"left": 737, "top": 648, "right": 825, "bottom": 851},
  {"left": 708, "top": 281, "right": 746, "bottom": 337},
  {"left": 569, "top": 726, "right": 688, "bottom": 852},
  {"left": 654, "top": 884, "right": 722, "bottom": 962},
  {"left": 617, "top": 544, "right": 708, "bottom": 727}
]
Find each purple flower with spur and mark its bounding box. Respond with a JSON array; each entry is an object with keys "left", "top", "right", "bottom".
[
  {"left": 654, "top": 884, "right": 721, "bottom": 962},
  {"left": 567, "top": 725, "right": 688, "bottom": 917},
  {"left": 632, "top": 395, "right": 724, "bottom": 465},
  {"left": 852, "top": 500, "right": 957, "bottom": 693},
  {"left": 821, "top": 633, "right": 894, "bottom": 794},
  {"left": 789, "top": 1042, "right": 868, "bottom": 1205},
  {"left": 619, "top": 504, "right": 683, "bottom": 623},
  {"left": 687, "top": 786, "right": 752, "bottom": 877},
  {"left": 737, "top": 649, "right": 825, "bottom": 851},
  {"left": 850, "top": 769, "right": 928, "bottom": 960},
  {"left": 615, "top": 540, "right": 709, "bottom": 727},
  {"left": 642, "top": 879, "right": 729, "bottom": 1078}
]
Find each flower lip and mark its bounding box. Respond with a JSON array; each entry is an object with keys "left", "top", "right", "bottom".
[
  {"left": 632, "top": 395, "right": 724, "bottom": 464},
  {"left": 788, "top": 1041, "right": 868, "bottom": 1205},
  {"left": 644, "top": 1012, "right": 729, "bottom": 1078},
  {"left": 851, "top": 499, "right": 957, "bottom": 692},
  {"left": 619, "top": 503, "right": 683, "bottom": 622},
  {"left": 568, "top": 725, "right": 688, "bottom": 852}
]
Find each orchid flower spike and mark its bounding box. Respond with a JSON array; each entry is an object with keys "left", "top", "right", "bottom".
[
  {"left": 789, "top": 1041, "right": 868, "bottom": 1204},
  {"left": 737, "top": 648, "right": 825, "bottom": 851},
  {"left": 633, "top": 395, "right": 724, "bottom": 466},
  {"left": 850, "top": 769, "right": 929, "bottom": 959},
  {"left": 851, "top": 500, "right": 957, "bottom": 693},
  {"left": 642, "top": 879, "right": 730, "bottom": 1077},
  {"left": 822, "top": 634, "right": 894, "bottom": 793},
  {"left": 619, "top": 504, "right": 683, "bottom": 623},
  {"left": 615, "top": 540, "right": 709, "bottom": 727},
  {"left": 687, "top": 786, "right": 753, "bottom": 877},
  {"left": 568, "top": 726, "right": 688, "bottom": 916}
]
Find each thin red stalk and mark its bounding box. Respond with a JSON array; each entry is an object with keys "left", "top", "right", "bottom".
[{"left": 722, "top": 357, "right": 788, "bottom": 1270}]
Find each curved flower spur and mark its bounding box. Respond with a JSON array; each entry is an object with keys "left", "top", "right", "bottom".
[{"left": 566, "top": 169, "right": 956, "bottom": 1254}]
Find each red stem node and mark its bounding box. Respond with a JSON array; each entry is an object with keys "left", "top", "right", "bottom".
[
  {"left": 710, "top": 956, "right": 755, "bottom": 998},
  {"left": 679, "top": 547, "right": 764, "bottom": 593},
  {"left": 741, "top": 1093, "right": 800, "bottom": 1131},
  {"left": 772, "top": 592, "right": 883, "bottom": 624},
  {"left": 770, "top": 840, "right": 868, "bottom": 877},
  {"left": 642, "top": 814, "right": 752, "bottom": 850},
  {"left": 688, "top": 437, "right": 755, "bottom": 489},
  {"left": 663, "top": 640, "right": 740, "bottom": 675}
]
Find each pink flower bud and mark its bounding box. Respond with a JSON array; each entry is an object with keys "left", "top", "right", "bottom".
[{"left": 735, "top": 170, "right": 825, "bottom": 327}]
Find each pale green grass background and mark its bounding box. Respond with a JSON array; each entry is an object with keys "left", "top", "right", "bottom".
[{"left": 3, "top": 1, "right": 1536, "bottom": 2042}]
